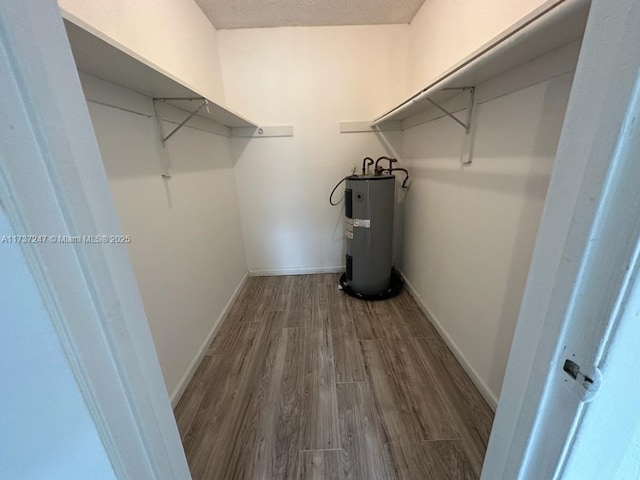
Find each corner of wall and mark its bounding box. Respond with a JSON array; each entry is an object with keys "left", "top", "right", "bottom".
[
  {"left": 170, "top": 271, "right": 249, "bottom": 407},
  {"left": 398, "top": 269, "right": 499, "bottom": 410}
]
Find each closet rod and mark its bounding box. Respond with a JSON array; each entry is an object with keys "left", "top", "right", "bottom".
[
  {"left": 370, "top": 0, "right": 586, "bottom": 127},
  {"left": 153, "top": 97, "right": 205, "bottom": 102}
]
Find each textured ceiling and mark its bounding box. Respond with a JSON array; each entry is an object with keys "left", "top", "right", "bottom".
[{"left": 195, "top": 0, "right": 427, "bottom": 29}]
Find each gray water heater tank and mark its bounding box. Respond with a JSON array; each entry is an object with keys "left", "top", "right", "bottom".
[{"left": 344, "top": 175, "right": 395, "bottom": 295}]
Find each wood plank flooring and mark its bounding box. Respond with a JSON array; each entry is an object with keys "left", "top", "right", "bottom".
[{"left": 174, "top": 274, "right": 494, "bottom": 480}]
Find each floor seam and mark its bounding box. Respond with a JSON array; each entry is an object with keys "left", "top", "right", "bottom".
[{"left": 300, "top": 448, "right": 343, "bottom": 452}]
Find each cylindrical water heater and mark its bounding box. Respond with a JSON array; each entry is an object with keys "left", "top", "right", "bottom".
[
  {"left": 331, "top": 156, "right": 408, "bottom": 300},
  {"left": 343, "top": 175, "right": 396, "bottom": 295}
]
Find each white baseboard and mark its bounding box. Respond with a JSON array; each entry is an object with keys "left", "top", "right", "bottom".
[
  {"left": 169, "top": 271, "right": 249, "bottom": 407},
  {"left": 397, "top": 269, "right": 498, "bottom": 411},
  {"left": 249, "top": 265, "right": 344, "bottom": 276}
]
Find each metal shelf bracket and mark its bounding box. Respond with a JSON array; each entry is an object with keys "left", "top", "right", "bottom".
[
  {"left": 427, "top": 87, "right": 475, "bottom": 134},
  {"left": 151, "top": 97, "right": 208, "bottom": 178},
  {"left": 430, "top": 87, "right": 476, "bottom": 165},
  {"left": 153, "top": 97, "right": 208, "bottom": 145}
]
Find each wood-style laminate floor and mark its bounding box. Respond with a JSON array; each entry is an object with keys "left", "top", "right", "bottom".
[{"left": 174, "top": 274, "right": 494, "bottom": 480}]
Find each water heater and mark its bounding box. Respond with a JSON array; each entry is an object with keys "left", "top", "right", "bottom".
[
  {"left": 334, "top": 157, "right": 408, "bottom": 300},
  {"left": 343, "top": 174, "right": 395, "bottom": 295}
]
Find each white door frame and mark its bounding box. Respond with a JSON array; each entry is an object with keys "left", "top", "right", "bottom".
[
  {"left": 482, "top": 0, "right": 640, "bottom": 478},
  {"left": 561, "top": 214, "right": 640, "bottom": 478},
  {"left": 0, "top": 1, "right": 191, "bottom": 478}
]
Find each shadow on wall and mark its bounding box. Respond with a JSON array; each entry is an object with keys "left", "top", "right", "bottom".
[
  {"left": 404, "top": 163, "right": 552, "bottom": 197},
  {"left": 227, "top": 135, "right": 251, "bottom": 167},
  {"left": 88, "top": 101, "right": 234, "bottom": 181},
  {"left": 488, "top": 73, "right": 574, "bottom": 391},
  {"left": 165, "top": 122, "right": 234, "bottom": 175}
]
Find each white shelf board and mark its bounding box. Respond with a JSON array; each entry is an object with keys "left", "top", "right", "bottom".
[
  {"left": 372, "top": 0, "right": 590, "bottom": 127},
  {"left": 63, "top": 20, "right": 257, "bottom": 129},
  {"left": 339, "top": 121, "right": 402, "bottom": 133},
  {"left": 231, "top": 126, "right": 294, "bottom": 138}
]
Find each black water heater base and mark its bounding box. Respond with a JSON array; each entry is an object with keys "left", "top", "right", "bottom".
[{"left": 339, "top": 270, "right": 403, "bottom": 301}]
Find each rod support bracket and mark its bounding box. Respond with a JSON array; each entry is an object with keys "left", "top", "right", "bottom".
[
  {"left": 151, "top": 96, "right": 208, "bottom": 178},
  {"left": 438, "top": 87, "right": 476, "bottom": 165},
  {"left": 153, "top": 97, "right": 207, "bottom": 145},
  {"left": 429, "top": 87, "right": 475, "bottom": 134},
  {"left": 461, "top": 87, "right": 476, "bottom": 165}
]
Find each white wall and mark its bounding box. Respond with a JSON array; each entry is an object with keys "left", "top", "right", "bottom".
[
  {"left": 218, "top": 25, "right": 408, "bottom": 274},
  {"left": 0, "top": 208, "right": 116, "bottom": 480},
  {"left": 81, "top": 74, "right": 247, "bottom": 402},
  {"left": 407, "top": 0, "right": 551, "bottom": 93},
  {"left": 399, "top": 66, "right": 575, "bottom": 404},
  {"left": 58, "top": 0, "right": 227, "bottom": 106},
  {"left": 386, "top": 0, "right": 581, "bottom": 406}
]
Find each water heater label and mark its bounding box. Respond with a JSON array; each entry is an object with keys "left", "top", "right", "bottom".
[{"left": 353, "top": 218, "right": 371, "bottom": 228}]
